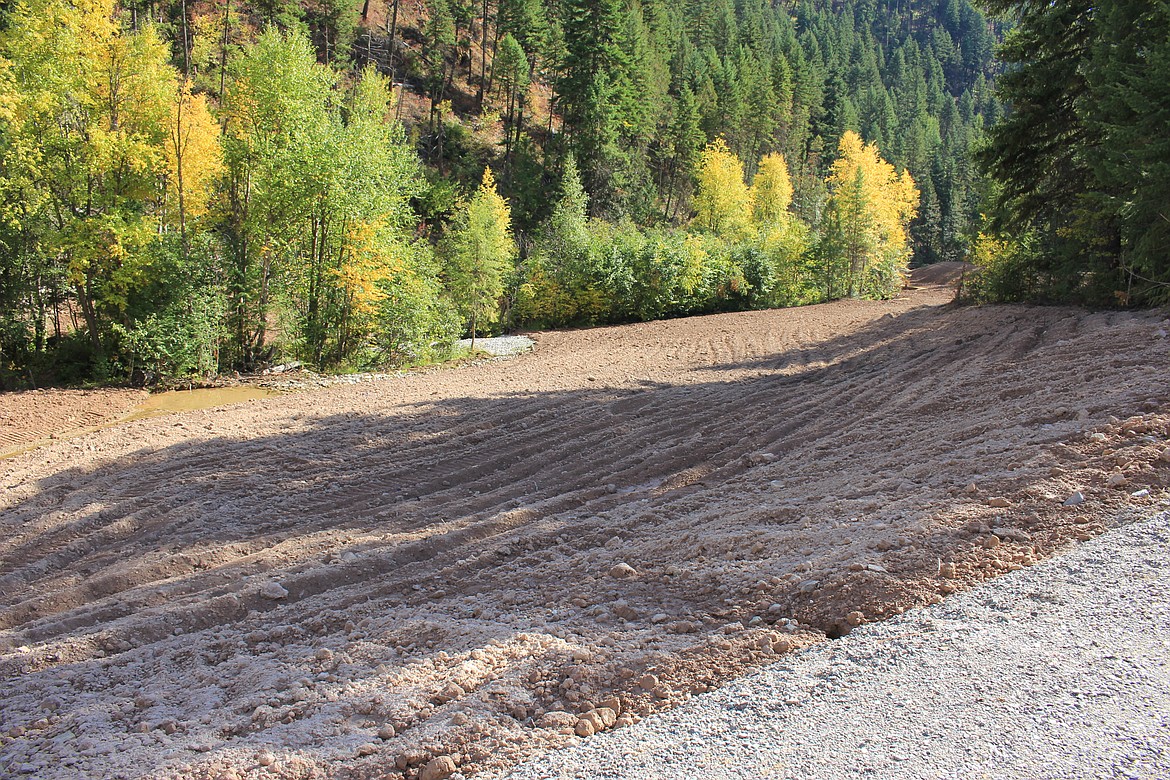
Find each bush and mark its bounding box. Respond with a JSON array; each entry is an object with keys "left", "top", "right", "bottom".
[
  {"left": 113, "top": 289, "right": 226, "bottom": 382},
  {"left": 962, "top": 232, "right": 1041, "bottom": 303}
]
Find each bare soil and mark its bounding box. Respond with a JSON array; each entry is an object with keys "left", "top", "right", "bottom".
[
  {"left": 0, "top": 387, "right": 146, "bottom": 458},
  {"left": 2, "top": 271, "right": 1169, "bottom": 780}
]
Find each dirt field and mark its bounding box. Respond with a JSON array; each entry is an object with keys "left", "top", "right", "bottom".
[
  {"left": 0, "top": 388, "right": 147, "bottom": 458},
  {"left": 2, "top": 269, "right": 1169, "bottom": 780}
]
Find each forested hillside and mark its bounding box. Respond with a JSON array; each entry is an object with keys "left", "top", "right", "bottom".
[{"left": 0, "top": 0, "right": 1001, "bottom": 385}]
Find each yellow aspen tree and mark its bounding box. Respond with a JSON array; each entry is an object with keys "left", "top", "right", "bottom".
[
  {"left": 166, "top": 79, "right": 223, "bottom": 245},
  {"left": 825, "top": 131, "right": 919, "bottom": 298},
  {"left": 751, "top": 152, "right": 794, "bottom": 228},
  {"left": 331, "top": 220, "right": 402, "bottom": 356},
  {"left": 693, "top": 139, "right": 752, "bottom": 238},
  {"left": 2, "top": 0, "right": 179, "bottom": 356}
]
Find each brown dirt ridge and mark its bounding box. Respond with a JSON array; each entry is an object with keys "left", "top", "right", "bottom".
[{"left": 2, "top": 277, "right": 1169, "bottom": 779}]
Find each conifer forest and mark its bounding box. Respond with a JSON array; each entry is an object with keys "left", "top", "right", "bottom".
[{"left": 0, "top": 0, "right": 1165, "bottom": 385}]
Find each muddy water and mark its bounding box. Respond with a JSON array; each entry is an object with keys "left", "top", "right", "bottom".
[{"left": 124, "top": 386, "right": 280, "bottom": 420}]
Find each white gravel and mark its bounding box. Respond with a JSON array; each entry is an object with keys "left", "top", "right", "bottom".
[
  {"left": 506, "top": 508, "right": 1170, "bottom": 780},
  {"left": 456, "top": 335, "right": 535, "bottom": 357}
]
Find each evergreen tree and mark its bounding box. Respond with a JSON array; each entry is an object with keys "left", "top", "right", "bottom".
[
  {"left": 1083, "top": 1, "right": 1170, "bottom": 300},
  {"left": 495, "top": 33, "right": 529, "bottom": 162},
  {"left": 447, "top": 168, "right": 515, "bottom": 348},
  {"left": 556, "top": 0, "right": 625, "bottom": 189}
]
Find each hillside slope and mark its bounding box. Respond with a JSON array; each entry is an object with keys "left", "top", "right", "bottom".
[{"left": 2, "top": 278, "right": 1169, "bottom": 778}]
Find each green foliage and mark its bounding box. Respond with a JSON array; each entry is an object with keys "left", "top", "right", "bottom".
[
  {"left": 0, "top": 0, "right": 1010, "bottom": 387},
  {"left": 114, "top": 233, "right": 226, "bottom": 381},
  {"left": 979, "top": 0, "right": 1170, "bottom": 305},
  {"left": 961, "top": 231, "right": 1041, "bottom": 304},
  {"left": 445, "top": 168, "right": 516, "bottom": 342},
  {"left": 221, "top": 39, "right": 423, "bottom": 368},
  {"left": 0, "top": 0, "right": 181, "bottom": 375},
  {"left": 368, "top": 239, "right": 460, "bottom": 366},
  {"left": 1, "top": 10, "right": 440, "bottom": 385},
  {"left": 743, "top": 217, "right": 814, "bottom": 308}
]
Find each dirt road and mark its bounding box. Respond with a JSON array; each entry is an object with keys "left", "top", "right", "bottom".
[{"left": 2, "top": 273, "right": 1168, "bottom": 779}]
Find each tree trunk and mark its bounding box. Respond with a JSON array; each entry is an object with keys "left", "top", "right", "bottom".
[
  {"left": 663, "top": 157, "right": 676, "bottom": 221},
  {"left": 487, "top": 24, "right": 502, "bottom": 94},
  {"left": 515, "top": 89, "right": 524, "bottom": 152},
  {"left": 181, "top": 0, "right": 190, "bottom": 74},
  {"left": 308, "top": 217, "right": 320, "bottom": 362},
  {"left": 32, "top": 270, "right": 45, "bottom": 353},
  {"left": 77, "top": 275, "right": 102, "bottom": 359},
  {"left": 257, "top": 251, "right": 271, "bottom": 360},
  {"left": 219, "top": 0, "right": 230, "bottom": 98},
  {"left": 504, "top": 85, "right": 515, "bottom": 163},
  {"left": 478, "top": 0, "right": 489, "bottom": 110},
  {"left": 387, "top": 0, "right": 400, "bottom": 74},
  {"left": 174, "top": 88, "right": 188, "bottom": 257}
]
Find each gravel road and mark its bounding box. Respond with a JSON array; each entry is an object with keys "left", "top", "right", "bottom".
[{"left": 506, "top": 508, "right": 1170, "bottom": 780}]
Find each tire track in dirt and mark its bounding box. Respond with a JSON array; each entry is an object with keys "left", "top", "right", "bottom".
[{"left": 0, "top": 388, "right": 146, "bottom": 458}]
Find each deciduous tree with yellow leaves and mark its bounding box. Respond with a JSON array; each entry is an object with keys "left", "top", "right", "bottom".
[
  {"left": 0, "top": 0, "right": 178, "bottom": 366},
  {"left": 821, "top": 131, "right": 918, "bottom": 299},
  {"left": 166, "top": 79, "right": 223, "bottom": 249},
  {"left": 693, "top": 139, "right": 753, "bottom": 239},
  {"left": 751, "top": 153, "right": 794, "bottom": 229}
]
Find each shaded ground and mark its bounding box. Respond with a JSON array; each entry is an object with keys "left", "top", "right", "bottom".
[{"left": 2, "top": 276, "right": 1169, "bottom": 779}]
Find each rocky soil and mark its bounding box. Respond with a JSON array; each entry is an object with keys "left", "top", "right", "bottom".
[
  {"left": 1, "top": 268, "right": 1168, "bottom": 779},
  {"left": 505, "top": 506, "right": 1170, "bottom": 779}
]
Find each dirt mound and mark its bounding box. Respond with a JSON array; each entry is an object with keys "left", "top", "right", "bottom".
[
  {"left": 909, "top": 261, "right": 973, "bottom": 288},
  {"left": 2, "top": 288, "right": 1168, "bottom": 779}
]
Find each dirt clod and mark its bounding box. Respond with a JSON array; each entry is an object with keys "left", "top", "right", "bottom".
[
  {"left": 608, "top": 562, "right": 638, "bottom": 579},
  {"left": 419, "top": 755, "right": 457, "bottom": 780},
  {"left": 259, "top": 582, "right": 288, "bottom": 600}
]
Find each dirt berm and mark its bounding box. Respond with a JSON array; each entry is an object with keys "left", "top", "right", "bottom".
[{"left": 2, "top": 268, "right": 1169, "bottom": 779}]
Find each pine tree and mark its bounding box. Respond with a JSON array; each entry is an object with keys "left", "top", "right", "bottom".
[
  {"left": 495, "top": 33, "right": 529, "bottom": 162},
  {"left": 977, "top": 0, "right": 1170, "bottom": 303},
  {"left": 556, "top": 0, "right": 627, "bottom": 200},
  {"left": 448, "top": 168, "right": 515, "bottom": 349},
  {"left": 1084, "top": 1, "right": 1170, "bottom": 300}
]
